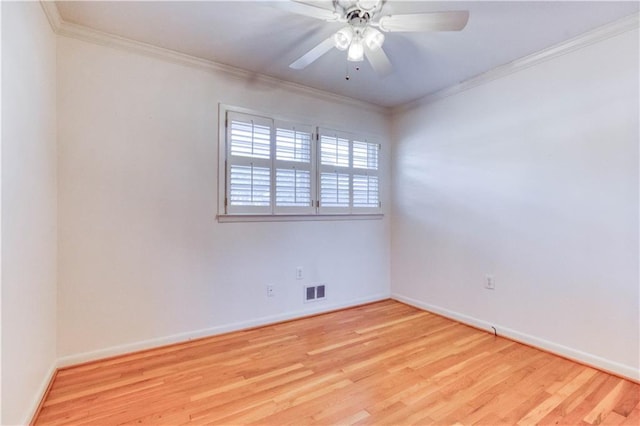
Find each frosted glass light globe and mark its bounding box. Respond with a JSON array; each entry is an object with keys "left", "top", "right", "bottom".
[
  {"left": 333, "top": 27, "right": 354, "bottom": 51},
  {"left": 347, "top": 40, "right": 364, "bottom": 62}
]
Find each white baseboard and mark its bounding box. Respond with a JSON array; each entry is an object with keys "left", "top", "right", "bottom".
[
  {"left": 24, "top": 360, "right": 57, "bottom": 425},
  {"left": 57, "top": 293, "right": 390, "bottom": 368},
  {"left": 392, "top": 293, "right": 639, "bottom": 382}
]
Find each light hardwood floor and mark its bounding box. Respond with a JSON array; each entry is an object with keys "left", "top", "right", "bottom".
[{"left": 35, "top": 300, "right": 639, "bottom": 425}]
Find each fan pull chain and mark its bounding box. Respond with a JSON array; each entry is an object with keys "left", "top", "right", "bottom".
[{"left": 345, "top": 61, "right": 361, "bottom": 81}]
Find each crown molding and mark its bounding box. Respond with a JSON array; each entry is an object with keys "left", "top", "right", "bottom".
[
  {"left": 40, "top": 0, "right": 62, "bottom": 31},
  {"left": 39, "top": 1, "right": 388, "bottom": 115},
  {"left": 392, "top": 11, "right": 640, "bottom": 115}
]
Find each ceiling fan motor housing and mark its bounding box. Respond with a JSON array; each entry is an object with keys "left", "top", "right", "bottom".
[
  {"left": 346, "top": 8, "right": 371, "bottom": 27},
  {"left": 335, "top": 0, "right": 384, "bottom": 15}
]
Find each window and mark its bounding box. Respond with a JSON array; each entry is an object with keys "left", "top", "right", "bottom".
[
  {"left": 226, "top": 112, "right": 273, "bottom": 214},
  {"left": 274, "top": 122, "right": 315, "bottom": 214},
  {"left": 318, "top": 129, "right": 380, "bottom": 214},
  {"left": 220, "top": 108, "right": 382, "bottom": 218}
]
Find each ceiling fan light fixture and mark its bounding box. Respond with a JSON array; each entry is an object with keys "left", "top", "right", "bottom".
[
  {"left": 333, "top": 26, "right": 354, "bottom": 51},
  {"left": 347, "top": 39, "right": 364, "bottom": 62},
  {"left": 285, "top": 0, "right": 470, "bottom": 77},
  {"left": 364, "top": 27, "right": 384, "bottom": 50}
]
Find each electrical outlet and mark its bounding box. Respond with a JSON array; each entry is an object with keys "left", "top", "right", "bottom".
[
  {"left": 485, "top": 275, "right": 495, "bottom": 290},
  {"left": 296, "top": 267, "right": 303, "bottom": 280},
  {"left": 267, "top": 285, "right": 275, "bottom": 297}
]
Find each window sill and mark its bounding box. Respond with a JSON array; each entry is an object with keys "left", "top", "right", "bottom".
[{"left": 217, "top": 213, "right": 384, "bottom": 223}]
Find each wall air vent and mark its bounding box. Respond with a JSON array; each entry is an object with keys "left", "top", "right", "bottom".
[{"left": 304, "top": 284, "right": 326, "bottom": 303}]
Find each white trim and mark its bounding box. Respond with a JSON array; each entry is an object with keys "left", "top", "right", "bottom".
[
  {"left": 217, "top": 213, "right": 383, "bottom": 223},
  {"left": 57, "top": 293, "right": 390, "bottom": 368},
  {"left": 39, "top": 0, "right": 62, "bottom": 32},
  {"left": 24, "top": 361, "right": 57, "bottom": 425},
  {"left": 0, "top": 0, "right": 3, "bottom": 422},
  {"left": 38, "top": 2, "right": 386, "bottom": 115},
  {"left": 393, "top": 11, "right": 640, "bottom": 114},
  {"left": 392, "top": 293, "right": 640, "bottom": 382},
  {"left": 218, "top": 104, "right": 227, "bottom": 216}
]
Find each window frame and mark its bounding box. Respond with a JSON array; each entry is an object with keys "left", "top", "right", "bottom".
[{"left": 217, "top": 104, "right": 383, "bottom": 221}]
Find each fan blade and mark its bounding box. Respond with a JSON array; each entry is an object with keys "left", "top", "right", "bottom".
[
  {"left": 273, "top": 0, "right": 340, "bottom": 22},
  {"left": 364, "top": 45, "right": 393, "bottom": 77},
  {"left": 290, "top": 37, "right": 335, "bottom": 69},
  {"left": 378, "top": 11, "right": 469, "bottom": 32}
]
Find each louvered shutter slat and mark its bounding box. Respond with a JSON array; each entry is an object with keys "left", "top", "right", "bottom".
[
  {"left": 353, "top": 141, "right": 378, "bottom": 170},
  {"left": 229, "top": 165, "right": 271, "bottom": 206},
  {"left": 320, "top": 172, "right": 350, "bottom": 207},
  {"left": 320, "top": 135, "right": 350, "bottom": 167},
  {"left": 353, "top": 175, "right": 379, "bottom": 208},
  {"left": 225, "top": 112, "right": 273, "bottom": 214},
  {"left": 276, "top": 128, "right": 311, "bottom": 163},
  {"left": 276, "top": 169, "right": 311, "bottom": 207},
  {"left": 229, "top": 119, "right": 271, "bottom": 159},
  {"left": 274, "top": 123, "right": 314, "bottom": 213}
]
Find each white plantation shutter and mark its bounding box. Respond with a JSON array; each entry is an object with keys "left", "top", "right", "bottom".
[
  {"left": 352, "top": 140, "right": 380, "bottom": 211},
  {"left": 276, "top": 168, "right": 312, "bottom": 206},
  {"left": 320, "top": 134, "right": 350, "bottom": 167},
  {"left": 353, "top": 175, "right": 379, "bottom": 208},
  {"left": 317, "top": 129, "right": 381, "bottom": 213},
  {"left": 320, "top": 172, "right": 350, "bottom": 207},
  {"left": 229, "top": 165, "right": 271, "bottom": 206},
  {"left": 276, "top": 126, "right": 312, "bottom": 163},
  {"left": 353, "top": 141, "right": 378, "bottom": 170},
  {"left": 229, "top": 117, "right": 271, "bottom": 159},
  {"left": 274, "top": 122, "right": 315, "bottom": 213},
  {"left": 226, "top": 112, "right": 273, "bottom": 214},
  {"left": 318, "top": 129, "right": 353, "bottom": 213},
  {"left": 220, "top": 107, "right": 382, "bottom": 217}
]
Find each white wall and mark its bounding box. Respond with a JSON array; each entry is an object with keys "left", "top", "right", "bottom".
[
  {"left": 57, "top": 36, "right": 391, "bottom": 362},
  {"left": 391, "top": 28, "right": 639, "bottom": 379},
  {"left": 1, "top": 3, "right": 3, "bottom": 421},
  {"left": 1, "top": 2, "right": 58, "bottom": 424}
]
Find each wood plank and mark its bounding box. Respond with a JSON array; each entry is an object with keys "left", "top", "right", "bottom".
[{"left": 584, "top": 381, "right": 629, "bottom": 424}]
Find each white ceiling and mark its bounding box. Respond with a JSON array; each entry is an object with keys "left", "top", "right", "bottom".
[{"left": 55, "top": 1, "right": 639, "bottom": 107}]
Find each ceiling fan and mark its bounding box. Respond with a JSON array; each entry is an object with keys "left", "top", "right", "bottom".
[{"left": 279, "top": 0, "right": 470, "bottom": 77}]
